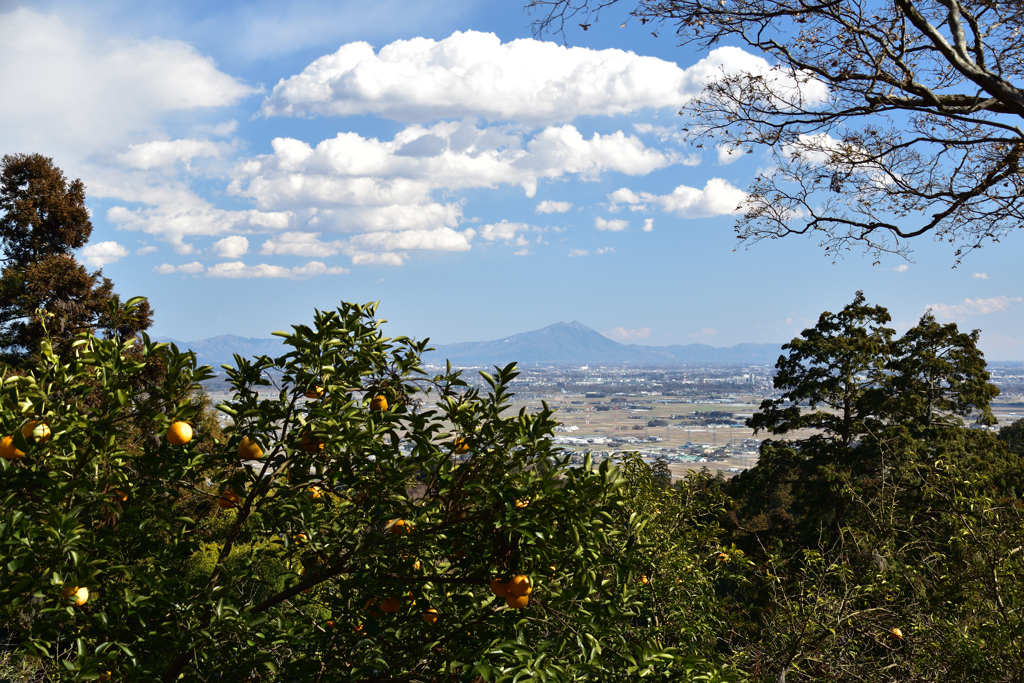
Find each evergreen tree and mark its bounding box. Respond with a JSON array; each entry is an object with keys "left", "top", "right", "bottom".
[{"left": 0, "top": 153, "right": 151, "bottom": 365}]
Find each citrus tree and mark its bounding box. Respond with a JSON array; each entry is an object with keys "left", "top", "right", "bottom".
[{"left": 0, "top": 300, "right": 713, "bottom": 682}]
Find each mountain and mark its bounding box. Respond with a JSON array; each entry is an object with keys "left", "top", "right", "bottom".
[
  {"left": 157, "top": 322, "right": 783, "bottom": 369},
  {"left": 154, "top": 335, "right": 286, "bottom": 368},
  {"left": 420, "top": 321, "right": 783, "bottom": 366}
]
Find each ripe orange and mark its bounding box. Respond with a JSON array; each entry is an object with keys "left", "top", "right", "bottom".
[
  {"left": 61, "top": 586, "right": 89, "bottom": 605},
  {"left": 364, "top": 598, "right": 382, "bottom": 618},
  {"left": 515, "top": 498, "right": 530, "bottom": 509},
  {"left": 325, "top": 619, "right": 335, "bottom": 629},
  {"left": 490, "top": 579, "right": 510, "bottom": 597},
  {"left": 639, "top": 575, "right": 650, "bottom": 585},
  {"left": 423, "top": 608, "right": 439, "bottom": 624},
  {"left": 166, "top": 422, "right": 193, "bottom": 446},
  {"left": 296, "top": 533, "right": 308, "bottom": 541},
  {"left": 454, "top": 437, "right": 469, "bottom": 454},
  {"left": 387, "top": 518, "right": 410, "bottom": 534},
  {"left": 304, "top": 386, "right": 324, "bottom": 399},
  {"left": 505, "top": 594, "right": 529, "bottom": 609},
  {"left": 305, "top": 486, "right": 323, "bottom": 499},
  {"left": 380, "top": 597, "right": 400, "bottom": 614},
  {"left": 21, "top": 421, "right": 50, "bottom": 444},
  {"left": 0, "top": 436, "right": 24, "bottom": 460},
  {"left": 370, "top": 395, "right": 388, "bottom": 411},
  {"left": 507, "top": 575, "right": 532, "bottom": 597},
  {"left": 113, "top": 490, "right": 128, "bottom": 502},
  {"left": 217, "top": 490, "right": 241, "bottom": 509},
  {"left": 98, "top": 672, "right": 111, "bottom": 682},
  {"left": 891, "top": 627, "right": 903, "bottom": 640},
  {"left": 299, "top": 432, "right": 324, "bottom": 453},
  {"left": 238, "top": 437, "right": 263, "bottom": 460}
]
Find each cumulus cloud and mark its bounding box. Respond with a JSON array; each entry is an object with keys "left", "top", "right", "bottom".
[
  {"left": 261, "top": 232, "right": 343, "bottom": 257},
  {"left": 116, "top": 139, "right": 230, "bottom": 170},
  {"left": 155, "top": 262, "right": 205, "bottom": 275},
  {"left": 80, "top": 241, "right": 128, "bottom": 268},
  {"left": 0, "top": 8, "right": 255, "bottom": 157},
  {"left": 604, "top": 326, "right": 652, "bottom": 341},
  {"left": 568, "top": 249, "right": 589, "bottom": 257},
  {"left": 608, "top": 178, "right": 747, "bottom": 218},
  {"left": 717, "top": 145, "right": 742, "bottom": 165},
  {"left": 595, "top": 217, "right": 628, "bottom": 231},
  {"left": 260, "top": 31, "right": 781, "bottom": 124},
  {"left": 642, "top": 218, "right": 654, "bottom": 232},
  {"left": 974, "top": 273, "right": 989, "bottom": 279},
  {"left": 927, "top": 296, "right": 1022, "bottom": 319},
  {"left": 536, "top": 200, "right": 573, "bottom": 214},
  {"left": 211, "top": 235, "right": 250, "bottom": 259},
  {"left": 136, "top": 245, "right": 158, "bottom": 256},
  {"left": 894, "top": 264, "right": 909, "bottom": 273},
  {"left": 206, "top": 261, "right": 349, "bottom": 279}
]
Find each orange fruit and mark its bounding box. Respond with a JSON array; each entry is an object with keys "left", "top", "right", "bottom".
[
  {"left": 370, "top": 395, "right": 388, "bottom": 411},
  {"left": 0, "top": 436, "right": 24, "bottom": 460},
  {"left": 217, "top": 490, "right": 241, "bottom": 509},
  {"left": 505, "top": 594, "right": 529, "bottom": 609},
  {"left": 454, "top": 437, "right": 469, "bottom": 454},
  {"left": 412, "top": 559, "right": 421, "bottom": 570},
  {"left": 423, "top": 608, "right": 439, "bottom": 624},
  {"left": 299, "top": 432, "right": 324, "bottom": 453},
  {"left": 639, "top": 575, "right": 650, "bottom": 585},
  {"left": 166, "top": 422, "right": 193, "bottom": 446},
  {"left": 515, "top": 498, "right": 530, "bottom": 509},
  {"left": 98, "top": 672, "right": 111, "bottom": 682},
  {"left": 364, "top": 598, "right": 382, "bottom": 618},
  {"left": 325, "top": 619, "right": 335, "bottom": 629},
  {"left": 296, "top": 533, "right": 308, "bottom": 541},
  {"left": 305, "top": 486, "right": 323, "bottom": 499},
  {"left": 21, "top": 421, "right": 50, "bottom": 444},
  {"left": 379, "top": 597, "right": 400, "bottom": 614},
  {"left": 238, "top": 437, "right": 263, "bottom": 460},
  {"left": 387, "top": 519, "right": 410, "bottom": 534},
  {"left": 113, "top": 490, "right": 128, "bottom": 502},
  {"left": 61, "top": 586, "right": 89, "bottom": 605},
  {"left": 507, "top": 575, "right": 531, "bottom": 597},
  {"left": 353, "top": 622, "right": 363, "bottom": 632},
  {"left": 304, "top": 386, "right": 324, "bottom": 399},
  {"left": 891, "top": 627, "right": 903, "bottom": 640},
  {"left": 490, "top": 579, "right": 510, "bottom": 597}
]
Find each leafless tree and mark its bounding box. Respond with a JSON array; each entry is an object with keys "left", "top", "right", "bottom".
[{"left": 528, "top": 0, "right": 1024, "bottom": 263}]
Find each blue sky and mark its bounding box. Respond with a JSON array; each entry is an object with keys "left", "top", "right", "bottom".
[{"left": 3, "top": 0, "right": 1024, "bottom": 358}]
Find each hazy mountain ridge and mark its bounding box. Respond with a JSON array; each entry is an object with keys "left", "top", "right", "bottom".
[{"left": 156, "top": 322, "right": 783, "bottom": 368}]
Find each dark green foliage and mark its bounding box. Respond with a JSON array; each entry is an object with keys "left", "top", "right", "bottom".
[{"left": 0, "top": 154, "right": 152, "bottom": 365}]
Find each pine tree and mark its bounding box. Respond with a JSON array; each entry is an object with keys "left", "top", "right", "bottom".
[{"left": 0, "top": 153, "right": 151, "bottom": 364}]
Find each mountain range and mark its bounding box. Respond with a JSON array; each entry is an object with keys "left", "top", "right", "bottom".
[{"left": 158, "top": 321, "right": 783, "bottom": 368}]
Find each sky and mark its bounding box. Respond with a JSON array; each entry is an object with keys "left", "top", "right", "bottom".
[{"left": 3, "top": 0, "right": 1024, "bottom": 359}]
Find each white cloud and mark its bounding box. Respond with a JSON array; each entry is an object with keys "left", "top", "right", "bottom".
[
  {"left": 478, "top": 221, "right": 535, "bottom": 243},
  {"left": 927, "top": 296, "right": 1022, "bottom": 319},
  {"left": 206, "top": 261, "right": 348, "bottom": 279},
  {"left": 568, "top": 249, "right": 589, "bottom": 257},
  {"left": 261, "top": 232, "right": 343, "bottom": 257},
  {"left": 136, "top": 245, "right": 158, "bottom": 256},
  {"left": 595, "top": 217, "right": 628, "bottom": 231},
  {"left": 536, "top": 200, "right": 573, "bottom": 214},
  {"left": 609, "top": 179, "right": 747, "bottom": 218},
  {"left": 347, "top": 227, "right": 474, "bottom": 252},
  {"left": 688, "top": 327, "right": 718, "bottom": 339},
  {"left": 155, "top": 262, "right": 205, "bottom": 275},
  {"left": 80, "top": 241, "right": 128, "bottom": 268},
  {"left": 116, "top": 139, "right": 230, "bottom": 170},
  {"left": 211, "top": 235, "right": 250, "bottom": 259},
  {"left": 261, "top": 31, "right": 775, "bottom": 124},
  {"left": 974, "top": 273, "right": 989, "bottom": 279},
  {"left": 0, "top": 9, "right": 255, "bottom": 158},
  {"left": 604, "top": 327, "right": 652, "bottom": 341},
  {"left": 894, "top": 264, "right": 909, "bottom": 273},
  {"left": 642, "top": 218, "right": 654, "bottom": 232},
  {"left": 716, "top": 145, "right": 742, "bottom": 165},
  {"left": 595, "top": 247, "right": 614, "bottom": 254}
]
